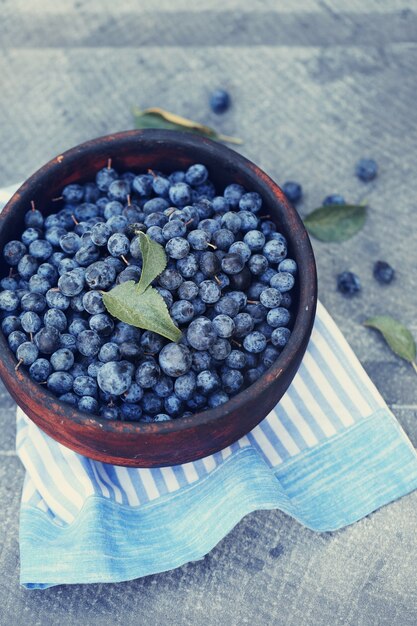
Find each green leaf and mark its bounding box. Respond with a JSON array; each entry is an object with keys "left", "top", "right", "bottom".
[
  {"left": 363, "top": 316, "right": 416, "bottom": 363},
  {"left": 136, "top": 232, "right": 167, "bottom": 294},
  {"left": 102, "top": 281, "right": 182, "bottom": 342},
  {"left": 304, "top": 204, "right": 367, "bottom": 242},
  {"left": 133, "top": 107, "right": 242, "bottom": 145}
]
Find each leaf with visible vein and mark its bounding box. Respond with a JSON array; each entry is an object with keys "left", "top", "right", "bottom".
[
  {"left": 136, "top": 232, "right": 167, "bottom": 294},
  {"left": 133, "top": 107, "right": 242, "bottom": 145},
  {"left": 304, "top": 204, "right": 367, "bottom": 242},
  {"left": 102, "top": 281, "right": 182, "bottom": 343},
  {"left": 363, "top": 316, "right": 416, "bottom": 368}
]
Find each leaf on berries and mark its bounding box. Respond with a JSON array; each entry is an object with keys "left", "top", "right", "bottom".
[
  {"left": 136, "top": 232, "right": 167, "bottom": 294},
  {"left": 102, "top": 281, "right": 182, "bottom": 342},
  {"left": 304, "top": 204, "right": 367, "bottom": 242},
  {"left": 133, "top": 107, "right": 242, "bottom": 145},
  {"left": 363, "top": 316, "right": 416, "bottom": 363}
]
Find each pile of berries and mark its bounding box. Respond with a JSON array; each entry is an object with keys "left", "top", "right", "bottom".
[{"left": 0, "top": 162, "right": 297, "bottom": 422}]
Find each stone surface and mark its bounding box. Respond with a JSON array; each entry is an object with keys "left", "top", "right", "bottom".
[{"left": 0, "top": 1, "right": 416, "bottom": 624}]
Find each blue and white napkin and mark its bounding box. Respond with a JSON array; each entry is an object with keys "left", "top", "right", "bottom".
[{"left": 2, "top": 185, "right": 417, "bottom": 589}]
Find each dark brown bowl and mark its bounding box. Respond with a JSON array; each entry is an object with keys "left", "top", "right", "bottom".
[{"left": 0, "top": 130, "right": 317, "bottom": 467}]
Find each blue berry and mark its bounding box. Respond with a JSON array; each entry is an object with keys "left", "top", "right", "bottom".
[
  {"left": 174, "top": 371, "right": 196, "bottom": 401},
  {"left": 278, "top": 259, "right": 297, "bottom": 275},
  {"left": 169, "top": 182, "right": 192, "bottom": 207},
  {"left": 58, "top": 270, "right": 85, "bottom": 297},
  {"left": 3, "top": 240, "right": 27, "bottom": 266},
  {"left": 355, "top": 158, "right": 377, "bottom": 182},
  {"left": 108, "top": 179, "right": 131, "bottom": 203},
  {"left": 199, "top": 280, "right": 221, "bottom": 304},
  {"left": 136, "top": 360, "right": 161, "bottom": 388},
  {"left": 187, "top": 229, "right": 210, "bottom": 251},
  {"left": 221, "top": 253, "right": 244, "bottom": 275},
  {"left": 243, "top": 331, "right": 267, "bottom": 354},
  {"left": 373, "top": 261, "right": 394, "bottom": 284},
  {"left": 142, "top": 392, "right": 163, "bottom": 416},
  {"left": 243, "top": 230, "right": 266, "bottom": 251},
  {"left": 210, "top": 89, "right": 230, "bottom": 114},
  {"left": 159, "top": 343, "right": 192, "bottom": 377},
  {"left": 78, "top": 396, "right": 99, "bottom": 414},
  {"left": 271, "top": 327, "right": 291, "bottom": 348},
  {"left": 165, "top": 237, "right": 190, "bottom": 260},
  {"left": 185, "top": 164, "right": 208, "bottom": 186},
  {"left": 282, "top": 181, "right": 302, "bottom": 204},
  {"left": 267, "top": 307, "right": 291, "bottom": 328},
  {"left": 96, "top": 167, "right": 118, "bottom": 192},
  {"left": 209, "top": 338, "right": 231, "bottom": 361},
  {"left": 132, "top": 174, "right": 153, "bottom": 197},
  {"left": 62, "top": 183, "right": 84, "bottom": 204},
  {"left": 120, "top": 403, "right": 142, "bottom": 421},
  {"left": 260, "top": 287, "right": 282, "bottom": 309},
  {"left": 214, "top": 295, "right": 239, "bottom": 317},
  {"left": 170, "top": 300, "right": 195, "bottom": 325},
  {"left": 77, "top": 330, "right": 102, "bottom": 357},
  {"left": 263, "top": 239, "right": 287, "bottom": 264},
  {"left": 0, "top": 290, "right": 19, "bottom": 312},
  {"left": 178, "top": 281, "right": 199, "bottom": 301},
  {"left": 212, "top": 314, "right": 235, "bottom": 338},
  {"left": 124, "top": 382, "right": 144, "bottom": 403},
  {"left": 191, "top": 350, "right": 212, "bottom": 372},
  {"left": 224, "top": 184, "right": 244, "bottom": 208},
  {"left": 221, "top": 368, "right": 243, "bottom": 394},
  {"left": 8, "top": 330, "right": 27, "bottom": 352},
  {"left": 44, "top": 308, "right": 67, "bottom": 332},
  {"left": 73, "top": 375, "right": 98, "bottom": 397},
  {"left": 196, "top": 370, "right": 221, "bottom": 395},
  {"left": 186, "top": 318, "right": 217, "bottom": 351},
  {"left": 164, "top": 394, "right": 183, "bottom": 417},
  {"left": 248, "top": 254, "right": 268, "bottom": 276},
  {"left": 24, "top": 209, "right": 44, "bottom": 228},
  {"left": 21, "top": 292, "right": 46, "bottom": 313},
  {"left": 208, "top": 391, "right": 229, "bottom": 408},
  {"left": 16, "top": 341, "right": 39, "bottom": 365},
  {"left": 28, "top": 239, "right": 53, "bottom": 261},
  {"left": 239, "top": 192, "right": 262, "bottom": 213},
  {"left": 34, "top": 326, "right": 60, "bottom": 354},
  {"left": 337, "top": 271, "right": 361, "bottom": 296},
  {"left": 212, "top": 196, "right": 230, "bottom": 213},
  {"left": 50, "top": 348, "right": 74, "bottom": 371},
  {"left": 140, "top": 331, "right": 164, "bottom": 355},
  {"left": 177, "top": 254, "right": 199, "bottom": 279},
  {"left": 107, "top": 233, "right": 130, "bottom": 257},
  {"left": 97, "top": 361, "right": 132, "bottom": 395},
  {"left": 17, "top": 255, "right": 38, "bottom": 279},
  {"left": 89, "top": 313, "right": 114, "bottom": 336},
  {"left": 153, "top": 375, "right": 174, "bottom": 398},
  {"left": 47, "top": 371, "right": 74, "bottom": 394},
  {"left": 225, "top": 350, "right": 247, "bottom": 370},
  {"left": 29, "top": 358, "right": 51, "bottom": 382},
  {"left": 2, "top": 315, "right": 21, "bottom": 336}
]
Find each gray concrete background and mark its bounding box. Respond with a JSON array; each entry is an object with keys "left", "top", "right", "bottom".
[{"left": 1, "top": 1, "right": 417, "bottom": 624}]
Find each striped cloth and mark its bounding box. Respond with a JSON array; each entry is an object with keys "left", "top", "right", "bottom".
[{"left": 2, "top": 184, "right": 417, "bottom": 589}]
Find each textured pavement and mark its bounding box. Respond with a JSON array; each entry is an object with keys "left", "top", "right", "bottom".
[{"left": 1, "top": 1, "right": 417, "bottom": 624}]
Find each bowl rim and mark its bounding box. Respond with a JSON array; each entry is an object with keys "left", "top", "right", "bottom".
[{"left": 0, "top": 129, "right": 317, "bottom": 438}]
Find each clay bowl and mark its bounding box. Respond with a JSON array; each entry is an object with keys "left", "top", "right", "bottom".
[{"left": 0, "top": 129, "right": 317, "bottom": 467}]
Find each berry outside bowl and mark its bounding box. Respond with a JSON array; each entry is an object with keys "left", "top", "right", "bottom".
[{"left": 0, "top": 130, "right": 317, "bottom": 467}]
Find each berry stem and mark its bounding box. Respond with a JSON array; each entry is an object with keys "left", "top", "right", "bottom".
[
  {"left": 107, "top": 158, "right": 112, "bottom": 170},
  {"left": 232, "top": 339, "right": 242, "bottom": 348},
  {"left": 121, "top": 255, "right": 130, "bottom": 266},
  {"left": 52, "top": 196, "right": 63, "bottom": 202},
  {"left": 260, "top": 214, "right": 271, "bottom": 219},
  {"left": 148, "top": 169, "right": 157, "bottom": 178},
  {"left": 30, "top": 200, "right": 36, "bottom": 212},
  {"left": 207, "top": 243, "right": 217, "bottom": 250},
  {"left": 247, "top": 300, "right": 259, "bottom": 304},
  {"left": 127, "top": 194, "right": 131, "bottom": 207},
  {"left": 29, "top": 332, "right": 33, "bottom": 342},
  {"left": 214, "top": 275, "right": 221, "bottom": 285},
  {"left": 15, "top": 359, "right": 23, "bottom": 371},
  {"left": 71, "top": 214, "right": 79, "bottom": 225},
  {"left": 8, "top": 268, "right": 13, "bottom": 278},
  {"left": 185, "top": 218, "right": 194, "bottom": 226}
]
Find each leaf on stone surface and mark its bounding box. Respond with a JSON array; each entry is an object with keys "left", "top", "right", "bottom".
[
  {"left": 132, "top": 107, "right": 242, "bottom": 145},
  {"left": 102, "top": 281, "right": 182, "bottom": 342},
  {"left": 303, "top": 204, "right": 367, "bottom": 242},
  {"left": 136, "top": 232, "right": 167, "bottom": 294},
  {"left": 363, "top": 316, "right": 416, "bottom": 364}
]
